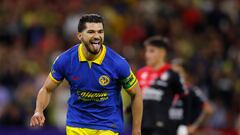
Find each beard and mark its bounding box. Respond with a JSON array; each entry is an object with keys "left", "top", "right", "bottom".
[{"left": 82, "top": 37, "right": 103, "bottom": 55}]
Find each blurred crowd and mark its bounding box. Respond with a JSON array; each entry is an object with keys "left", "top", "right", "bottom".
[{"left": 0, "top": 0, "right": 240, "bottom": 134}]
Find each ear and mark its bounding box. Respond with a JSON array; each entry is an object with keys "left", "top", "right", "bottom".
[{"left": 77, "top": 32, "right": 82, "bottom": 41}]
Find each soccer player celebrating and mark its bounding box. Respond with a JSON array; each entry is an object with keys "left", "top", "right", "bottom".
[
  {"left": 30, "top": 14, "right": 143, "bottom": 135},
  {"left": 136, "top": 36, "right": 187, "bottom": 135}
]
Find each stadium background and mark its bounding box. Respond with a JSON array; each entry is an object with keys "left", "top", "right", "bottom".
[{"left": 0, "top": 0, "right": 239, "bottom": 134}]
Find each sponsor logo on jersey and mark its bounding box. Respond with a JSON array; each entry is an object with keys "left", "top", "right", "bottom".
[{"left": 77, "top": 91, "right": 108, "bottom": 102}]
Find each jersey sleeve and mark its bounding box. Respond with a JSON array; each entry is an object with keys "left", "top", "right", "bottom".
[
  {"left": 117, "top": 59, "right": 138, "bottom": 91},
  {"left": 49, "top": 54, "right": 65, "bottom": 83},
  {"left": 192, "top": 87, "right": 208, "bottom": 104},
  {"left": 171, "top": 71, "right": 188, "bottom": 95}
]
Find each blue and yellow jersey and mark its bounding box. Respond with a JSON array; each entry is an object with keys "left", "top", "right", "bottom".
[{"left": 49, "top": 44, "right": 137, "bottom": 133}]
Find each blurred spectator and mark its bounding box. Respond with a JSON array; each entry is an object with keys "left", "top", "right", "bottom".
[
  {"left": 236, "top": 114, "right": 240, "bottom": 135},
  {"left": 207, "top": 97, "right": 227, "bottom": 129},
  {"left": 0, "top": 85, "right": 10, "bottom": 118},
  {"left": 0, "top": 100, "right": 25, "bottom": 126}
]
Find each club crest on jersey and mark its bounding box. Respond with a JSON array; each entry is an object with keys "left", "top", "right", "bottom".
[{"left": 99, "top": 75, "right": 110, "bottom": 86}]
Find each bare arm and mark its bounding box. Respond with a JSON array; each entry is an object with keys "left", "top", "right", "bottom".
[
  {"left": 188, "top": 101, "right": 213, "bottom": 134},
  {"left": 30, "top": 75, "right": 61, "bottom": 127},
  {"left": 127, "top": 83, "right": 143, "bottom": 135}
]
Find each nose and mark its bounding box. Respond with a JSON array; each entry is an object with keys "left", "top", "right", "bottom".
[
  {"left": 93, "top": 33, "right": 101, "bottom": 39},
  {"left": 93, "top": 36, "right": 100, "bottom": 40}
]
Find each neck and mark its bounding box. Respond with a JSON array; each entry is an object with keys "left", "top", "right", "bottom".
[
  {"left": 152, "top": 61, "right": 165, "bottom": 70},
  {"left": 82, "top": 44, "right": 102, "bottom": 61}
]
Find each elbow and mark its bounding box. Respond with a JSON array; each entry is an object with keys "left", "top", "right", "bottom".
[
  {"left": 203, "top": 102, "right": 214, "bottom": 115},
  {"left": 132, "top": 90, "right": 142, "bottom": 100}
]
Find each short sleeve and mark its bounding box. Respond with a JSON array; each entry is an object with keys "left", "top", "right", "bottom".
[
  {"left": 49, "top": 55, "right": 65, "bottom": 83},
  {"left": 171, "top": 71, "right": 188, "bottom": 95},
  {"left": 192, "top": 87, "right": 208, "bottom": 103},
  {"left": 117, "top": 59, "right": 138, "bottom": 91}
]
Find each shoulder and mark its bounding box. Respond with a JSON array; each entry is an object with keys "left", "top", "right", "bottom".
[
  {"left": 105, "top": 46, "right": 132, "bottom": 78},
  {"left": 61, "top": 44, "right": 78, "bottom": 57},
  {"left": 167, "top": 67, "right": 178, "bottom": 76},
  {"left": 161, "top": 67, "right": 184, "bottom": 86},
  {"left": 166, "top": 68, "right": 181, "bottom": 80},
  {"left": 53, "top": 44, "right": 79, "bottom": 68},
  {"left": 136, "top": 66, "right": 151, "bottom": 81},
  {"left": 105, "top": 46, "right": 129, "bottom": 67},
  {"left": 56, "top": 44, "right": 78, "bottom": 61}
]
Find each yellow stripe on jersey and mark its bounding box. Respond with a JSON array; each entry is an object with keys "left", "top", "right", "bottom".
[
  {"left": 66, "top": 126, "right": 119, "bottom": 135},
  {"left": 49, "top": 72, "right": 61, "bottom": 83}
]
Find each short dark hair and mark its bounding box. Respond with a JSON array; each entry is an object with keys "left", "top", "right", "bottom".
[
  {"left": 171, "top": 58, "right": 193, "bottom": 75},
  {"left": 144, "top": 36, "right": 169, "bottom": 51},
  {"left": 78, "top": 14, "right": 104, "bottom": 32}
]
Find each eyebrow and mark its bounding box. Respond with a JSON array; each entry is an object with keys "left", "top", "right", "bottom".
[{"left": 86, "top": 29, "right": 104, "bottom": 32}]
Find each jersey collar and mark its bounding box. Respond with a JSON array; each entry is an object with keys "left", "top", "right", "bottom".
[{"left": 78, "top": 43, "right": 106, "bottom": 65}]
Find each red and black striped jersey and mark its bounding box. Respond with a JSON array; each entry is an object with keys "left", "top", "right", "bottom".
[{"left": 137, "top": 64, "right": 187, "bottom": 129}]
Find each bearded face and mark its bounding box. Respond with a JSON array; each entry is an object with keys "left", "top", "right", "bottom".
[{"left": 78, "top": 23, "right": 104, "bottom": 54}]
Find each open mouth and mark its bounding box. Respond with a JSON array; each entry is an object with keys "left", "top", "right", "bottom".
[
  {"left": 90, "top": 41, "right": 101, "bottom": 46},
  {"left": 89, "top": 40, "right": 102, "bottom": 51}
]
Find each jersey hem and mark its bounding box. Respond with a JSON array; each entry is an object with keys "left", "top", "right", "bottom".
[{"left": 66, "top": 122, "right": 120, "bottom": 133}]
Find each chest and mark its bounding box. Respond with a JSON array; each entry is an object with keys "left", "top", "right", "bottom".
[
  {"left": 139, "top": 70, "right": 174, "bottom": 101},
  {"left": 139, "top": 70, "right": 171, "bottom": 90},
  {"left": 65, "top": 62, "right": 119, "bottom": 91}
]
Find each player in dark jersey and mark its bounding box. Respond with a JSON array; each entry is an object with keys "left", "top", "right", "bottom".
[
  {"left": 30, "top": 14, "right": 143, "bottom": 135},
  {"left": 137, "top": 36, "right": 187, "bottom": 135},
  {"left": 170, "top": 58, "right": 213, "bottom": 135}
]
